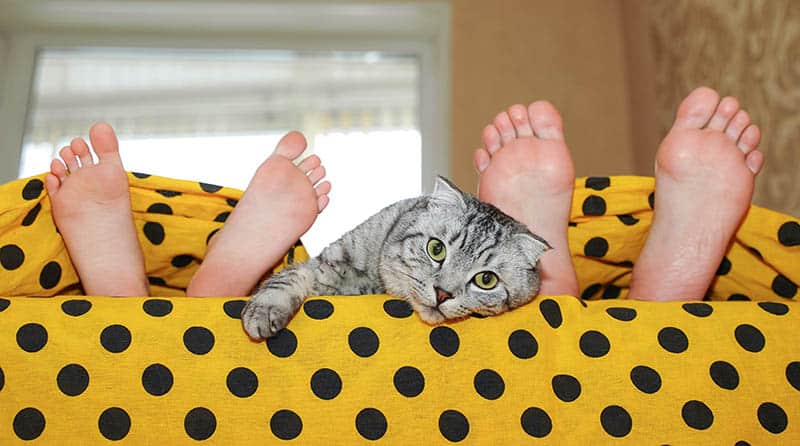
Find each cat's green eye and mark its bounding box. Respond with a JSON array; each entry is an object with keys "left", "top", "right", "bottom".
[
  {"left": 473, "top": 271, "right": 499, "bottom": 290},
  {"left": 427, "top": 238, "right": 446, "bottom": 262}
]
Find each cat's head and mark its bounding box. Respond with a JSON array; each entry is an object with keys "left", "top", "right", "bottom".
[{"left": 380, "top": 176, "right": 550, "bottom": 324}]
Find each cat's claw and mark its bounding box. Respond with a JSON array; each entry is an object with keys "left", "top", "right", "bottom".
[{"left": 241, "top": 293, "right": 295, "bottom": 340}]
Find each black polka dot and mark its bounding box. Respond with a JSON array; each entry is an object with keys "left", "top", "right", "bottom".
[
  {"left": 132, "top": 172, "right": 150, "bottom": 179},
  {"left": 98, "top": 407, "right": 130, "bottom": 441},
  {"left": 648, "top": 191, "right": 655, "bottom": 209},
  {"left": 584, "top": 237, "right": 609, "bottom": 257},
  {"left": 759, "top": 302, "right": 789, "bottom": 316},
  {"left": 146, "top": 203, "right": 173, "bottom": 214},
  {"left": 227, "top": 367, "right": 258, "bottom": 398},
  {"left": 214, "top": 211, "right": 230, "bottom": 223},
  {"left": 143, "top": 299, "right": 172, "bottom": 317},
  {"left": 786, "top": 362, "right": 800, "bottom": 391},
  {"left": 582, "top": 195, "right": 606, "bottom": 216},
  {"left": 101, "top": 325, "right": 131, "bottom": 353},
  {"left": 143, "top": 222, "right": 165, "bottom": 245},
  {"left": 602, "top": 285, "right": 621, "bottom": 299},
  {"left": 682, "top": 400, "right": 714, "bottom": 430},
  {"left": 778, "top": 221, "right": 800, "bottom": 246},
  {"left": 303, "top": 299, "right": 334, "bottom": 320},
  {"left": 429, "top": 326, "right": 459, "bottom": 357},
  {"left": 658, "top": 327, "right": 688, "bottom": 353},
  {"left": 17, "top": 323, "right": 47, "bottom": 352},
  {"left": 1, "top": 244, "right": 25, "bottom": 270},
  {"left": 586, "top": 176, "right": 610, "bottom": 190},
  {"left": 57, "top": 364, "right": 89, "bottom": 396},
  {"left": 0, "top": 298, "right": 8, "bottom": 312},
  {"left": 223, "top": 300, "right": 246, "bottom": 319},
  {"left": 728, "top": 293, "right": 751, "bottom": 301},
  {"left": 62, "top": 299, "right": 91, "bottom": 316},
  {"left": 606, "top": 307, "right": 636, "bottom": 321},
  {"left": 355, "top": 408, "right": 387, "bottom": 440},
  {"left": 383, "top": 299, "right": 413, "bottom": 318},
  {"left": 199, "top": 182, "right": 223, "bottom": 193},
  {"left": 22, "top": 203, "right": 42, "bottom": 226},
  {"left": 394, "top": 366, "right": 424, "bottom": 397},
  {"left": 439, "top": 410, "right": 469, "bottom": 442},
  {"left": 600, "top": 405, "right": 632, "bottom": 438},
  {"left": 735, "top": 441, "right": 751, "bottom": 446},
  {"left": 39, "top": 261, "right": 62, "bottom": 289},
  {"left": 156, "top": 189, "right": 181, "bottom": 198},
  {"left": 183, "top": 327, "right": 214, "bottom": 355},
  {"left": 206, "top": 228, "right": 220, "bottom": 245},
  {"left": 539, "top": 299, "right": 562, "bottom": 328},
  {"left": 508, "top": 329, "right": 538, "bottom": 359},
  {"left": 552, "top": 374, "right": 581, "bottom": 402},
  {"left": 185, "top": 407, "right": 216, "bottom": 441},
  {"left": 735, "top": 324, "right": 765, "bottom": 352},
  {"left": 716, "top": 257, "right": 732, "bottom": 276},
  {"left": 580, "top": 330, "right": 611, "bottom": 357},
  {"left": 630, "top": 365, "right": 661, "bottom": 394},
  {"left": 142, "top": 363, "right": 173, "bottom": 396},
  {"left": 617, "top": 214, "right": 639, "bottom": 225},
  {"left": 758, "top": 402, "right": 787, "bottom": 434},
  {"left": 581, "top": 283, "right": 602, "bottom": 299},
  {"left": 771, "top": 274, "right": 797, "bottom": 298},
  {"left": 347, "top": 327, "right": 379, "bottom": 357},
  {"left": 0, "top": 366, "right": 4, "bottom": 391},
  {"left": 521, "top": 407, "right": 552, "bottom": 438},
  {"left": 270, "top": 409, "right": 302, "bottom": 440},
  {"left": 227, "top": 198, "right": 239, "bottom": 207},
  {"left": 709, "top": 361, "right": 739, "bottom": 390},
  {"left": 749, "top": 246, "right": 764, "bottom": 259},
  {"left": 310, "top": 368, "right": 341, "bottom": 400},
  {"left": 267, "top": 328, "right": 297, "bottom": 357},
  {"left": 14, "top": 408, "right": 45, "bottom": 440},
  {"left": 682, "top": 303, "right": 713, "bottom": 317},
  {"left": 22, "top": 178, "right": 44, "bottom": 200},
  {"left": 148, "top": 276, "right": 167, "bottom": 287},
  {"left": 473, "top": 369, "right": 505, "bottom": 400},
  {"left": 171, "top": 254, "right": 194, "bottom": 267}
]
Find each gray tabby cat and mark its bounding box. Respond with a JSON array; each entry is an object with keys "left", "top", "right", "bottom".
[{"left": 241, "top": 176, "right": 550, "bottom": 340}]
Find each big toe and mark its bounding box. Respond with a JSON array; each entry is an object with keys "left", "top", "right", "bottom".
[
  {"left": 673, "top": 86, "right": 720, "bottom": 130},
  {"left": 273, "top": 131, "right": 308, "bottom": 161},
  {"left": 528, "top": 100, "right": 564, "bottom": 141},
  {"left": 89, "top": 122, "right": 121, "bottom": 160}
]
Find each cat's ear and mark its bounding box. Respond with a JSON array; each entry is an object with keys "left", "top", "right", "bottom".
[
  {"left": 514, "top": 231, "right": 551, "bottom": 264},
  {"left": 431, "top": 176, "right": 467, "bottom": 208}
]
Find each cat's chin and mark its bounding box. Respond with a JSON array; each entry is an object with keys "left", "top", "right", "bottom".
[{"left": 410, "top": 302, "right": 448, "bottom": 325}]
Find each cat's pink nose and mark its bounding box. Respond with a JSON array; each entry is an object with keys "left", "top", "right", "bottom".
[{"left": 435, "top": 287, "right": 453, "bottom": 305}]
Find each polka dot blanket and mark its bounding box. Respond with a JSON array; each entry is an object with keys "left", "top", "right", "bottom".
[{"left": 0, "top": 173, "right": 798, "bottom": 444}]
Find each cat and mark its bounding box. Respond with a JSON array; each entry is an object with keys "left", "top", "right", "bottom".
[{"left": 241, "top": 176, "right": 550, "bottom": 340}]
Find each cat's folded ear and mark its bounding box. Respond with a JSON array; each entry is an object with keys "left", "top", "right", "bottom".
[
  {"left": 430, "top": 176, "right": 467, "bottom": 208},
  {"left": 514, "top": 232, "right": 551, "bottom": 264}
]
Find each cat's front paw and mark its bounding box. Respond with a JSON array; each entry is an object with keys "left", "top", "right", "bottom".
[{"left": 241, "top": 291, "right": 296, "bottom": 340}]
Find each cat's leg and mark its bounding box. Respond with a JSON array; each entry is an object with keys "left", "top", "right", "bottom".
[
  {"left": 628, "top": 87, "right": 764, "bottom": 301},
  {"left": 44, "top": 123, "right": 149, "bottom": 296},
  {"left": 475, "top": 102, "right": 579, "bottom": 296},
  {"left": 186, "top": 131, "right": 331, "bottom": 297}
]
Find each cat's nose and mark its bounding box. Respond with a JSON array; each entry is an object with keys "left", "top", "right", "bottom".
[{"left": 435, "top": 287, "right": 453, "bottom": 305}]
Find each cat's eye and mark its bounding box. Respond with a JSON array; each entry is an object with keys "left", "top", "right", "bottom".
[
  {"left": 473, "top": 271, "right": 499, "bottom": 290},
  {"left": 426, "top": 238, "right": 446, "bottom": 262}
]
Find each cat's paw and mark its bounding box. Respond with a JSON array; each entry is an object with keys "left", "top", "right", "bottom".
[{"left": 241, "top": 291, "right": 297, "bottom": 340}]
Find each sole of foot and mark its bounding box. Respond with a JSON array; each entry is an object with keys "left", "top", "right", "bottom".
[
  {"left": 186, "top": 131, "right": 331, "bottom": 297},
  {"left": 474, "top": 101, "right": 580, "bottom": 296},
  {"left": 629, "top": 86, "right": 764, "bottom": 301}
]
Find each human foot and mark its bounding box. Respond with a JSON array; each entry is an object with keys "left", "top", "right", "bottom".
[
  {"left": 628, "top": 87, "right": 765, "bottom": 301},
  {"left": 474, "top": 101, "right": 579, "bottom": 296},
  {"left": 186, "top": 131, "right": 330, "bottom": 297},
  {"left": 44, "top": 123, "right": 149, "bottom": 296}
]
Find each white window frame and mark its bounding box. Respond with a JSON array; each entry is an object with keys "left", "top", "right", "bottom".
[{"left": 0, "top": 1, "right": 451, "bottom": 193}]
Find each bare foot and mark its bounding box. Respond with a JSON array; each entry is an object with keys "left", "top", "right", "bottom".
[
  {"left": 45, "top": 123, "right": 149, "bottom": 296},
  {"left": 475, "top": 101, "right": 579, "bottom": 296},
  {"left": 186, "top": 131, "right": 331, "bottom": 297},
  {"left": 629, "top": 87, "right": 765, "bottom": 301}
]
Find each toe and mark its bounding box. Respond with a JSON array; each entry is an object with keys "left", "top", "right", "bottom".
[
  {"left": 745, "top": 150, "right": 765, "bottom": 175},
  {"left": 725, "top": 110, "right": 751, "bottom": 142},
  {"left": 273, "top": 131, "right": 308, "bottom": 161},
  {"left": 71, "top": 137, "right": 94, "bottom": 167},
  {"left": 493, "top": 111, "right": 516, "bottom": 144},
  {"left": 706, "top": 96, "right": 739, "bottom": 131},
  {"left": 44, "top": 173, "right": 61, "bottom": 197},
  {"left": 315, "top": 180, "right": 331, "bottom": 197},
  {"left": 528, "top": 100, "right": 564, "bottom": 140},
  {"left": 297, "top": 155, "right": 321, "bottom": 174},
  {"left": 473, "top": 148, "right": 490, "bottom": 173},
  {"left": 317, "top": 194, "right": 330, "bottom": 212},
  {"left": 307, "top": 165, "right": 326, "bottom": 185},
  {"left": 673, "top": 86, "right": 720, "bottom": 129},
  {"left": 738, "top": 124, "right": 761, "bottom": 154},
  {"left": 482, "top": 125, "right": 502, "bottom": 154},
  {"left": 59, "top": 146, "right": 79, "bottom": 172},
  {"left": 508, "top": 104, "right": 534, "bottom": 137},
  {"left": 89, "top": 122, "right": 120, "bottom": 161},
  {"left": 50, "top": 158, "right": 67, "bottom": 181}
]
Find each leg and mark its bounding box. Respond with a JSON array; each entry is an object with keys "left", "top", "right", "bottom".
[
  {"left": 186, "top": 131, "right": 331, "bottom": 297},
  {"left": 475, "top": 101, "right": 580, "bottom": 296},
  {"left": 45, "top": 123, "right": 149, "bottom": 296},
  {"left": 629, "top": 87, "right": 764, "bottom": 301}
]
